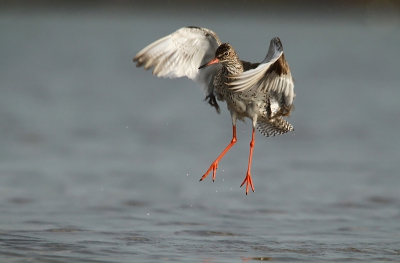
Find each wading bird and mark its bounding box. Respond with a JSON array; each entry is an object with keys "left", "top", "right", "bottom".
[{"left": 134, "top": 26, "right": 295, "bottom": 194}]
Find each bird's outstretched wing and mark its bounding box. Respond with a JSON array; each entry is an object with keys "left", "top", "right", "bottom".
[
  {"left": 227, "top": 37, "right": 295, "bottom": 108},
  {"left": 134, "top": 26, "right": 222, "bottom": 96}
]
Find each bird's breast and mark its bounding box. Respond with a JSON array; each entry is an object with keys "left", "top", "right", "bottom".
[{"left": 213, "top": 67, "right": 260, "bottom": 116}]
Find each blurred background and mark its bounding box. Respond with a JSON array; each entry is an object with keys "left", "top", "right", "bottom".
[{"left": 0, "top": 1, "right": 399, "bottom": 262}]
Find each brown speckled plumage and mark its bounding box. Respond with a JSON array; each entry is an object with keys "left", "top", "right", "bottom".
[
  {"left": 134, "top": 27, "right": 295, "bottom": 194},
  {"left": 209, "top": 43, "right": 294, "bottom": 136}
]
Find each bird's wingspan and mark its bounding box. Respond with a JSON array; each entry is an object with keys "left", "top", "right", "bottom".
[
  {"left": 133, "top": 26, "right": 222, "bottom": 95},
  {"left": 227, "top": 37, "right": 295, "bottom": 107}
]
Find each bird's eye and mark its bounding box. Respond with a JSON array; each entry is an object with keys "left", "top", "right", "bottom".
[{"left": 224, "top": 51, "right": 229, "bottom": 56}]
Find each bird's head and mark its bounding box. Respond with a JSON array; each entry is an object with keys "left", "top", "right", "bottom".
[{"left": 199, "top": 43, "right": 237, "bottom": 69}]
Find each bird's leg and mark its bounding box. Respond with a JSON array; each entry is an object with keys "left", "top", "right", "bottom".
[
  {"left": 240, "top": 127, "right": 256, "bottom": 194},
  {"left": 199, "top": 125, "right": 237, "bottom": 182}
]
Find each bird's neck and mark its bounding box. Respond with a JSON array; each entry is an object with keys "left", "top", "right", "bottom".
[{"left": 223, "top": 58, "right": 244, "bottom": 75}]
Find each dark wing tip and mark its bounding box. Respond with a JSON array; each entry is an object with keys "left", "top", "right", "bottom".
[
  {"left": 133, "top": 56, "right": 146, "bottom": 68},
  {"left": 186, "top": 26, "right": 201, "bottom": 29}
]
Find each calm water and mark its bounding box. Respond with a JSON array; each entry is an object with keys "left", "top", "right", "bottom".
[{"left": 1, "top": 4, "right": 400, "bottom": 262}]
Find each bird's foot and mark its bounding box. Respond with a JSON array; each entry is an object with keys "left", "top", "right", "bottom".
[
  {"left": 199, "top": 161, "right": 218, "bottom": 182},
  {"left": 240, "top": 172, "right": 255, "bottom": 195}
]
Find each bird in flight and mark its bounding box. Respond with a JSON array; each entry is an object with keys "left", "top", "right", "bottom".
[{"left": 134, "top": 26, "right": 295, "bottom": 195}]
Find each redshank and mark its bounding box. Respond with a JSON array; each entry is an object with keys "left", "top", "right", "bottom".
[{"left": 134, "top": 26, "right": 295, "bottom": 194}]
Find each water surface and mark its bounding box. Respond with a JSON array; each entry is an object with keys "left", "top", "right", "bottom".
[{"left": 0, "top": 4, "right": 399, "bottom": 262}]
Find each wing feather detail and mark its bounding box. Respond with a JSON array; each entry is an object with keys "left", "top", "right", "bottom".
[
  {"left": 227, "top": 37, "right": 295, "bottom": 107},
  {"left": 134, "top": 27, "right": 222, "bottom": 95}
]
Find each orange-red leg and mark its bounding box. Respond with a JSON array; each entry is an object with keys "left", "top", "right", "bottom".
[
  {"left": 240, "top": 127, "right": 255, "bottom": 194},
  {"left": 199, "top": 125, "right": 237, "bottom": 182}
]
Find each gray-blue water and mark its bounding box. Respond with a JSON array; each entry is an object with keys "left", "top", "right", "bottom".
[{"left": 1, "top": 3, "right": 400, "bottom": 262}]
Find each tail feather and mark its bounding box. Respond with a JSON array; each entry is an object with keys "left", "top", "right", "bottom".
[{"left": 257, "top": 117, "right": 293, "bottom": 137}]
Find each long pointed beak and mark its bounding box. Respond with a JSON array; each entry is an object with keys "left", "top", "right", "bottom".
[{"left": 199, "top": 57, "right": 220, "bottom": 69}]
